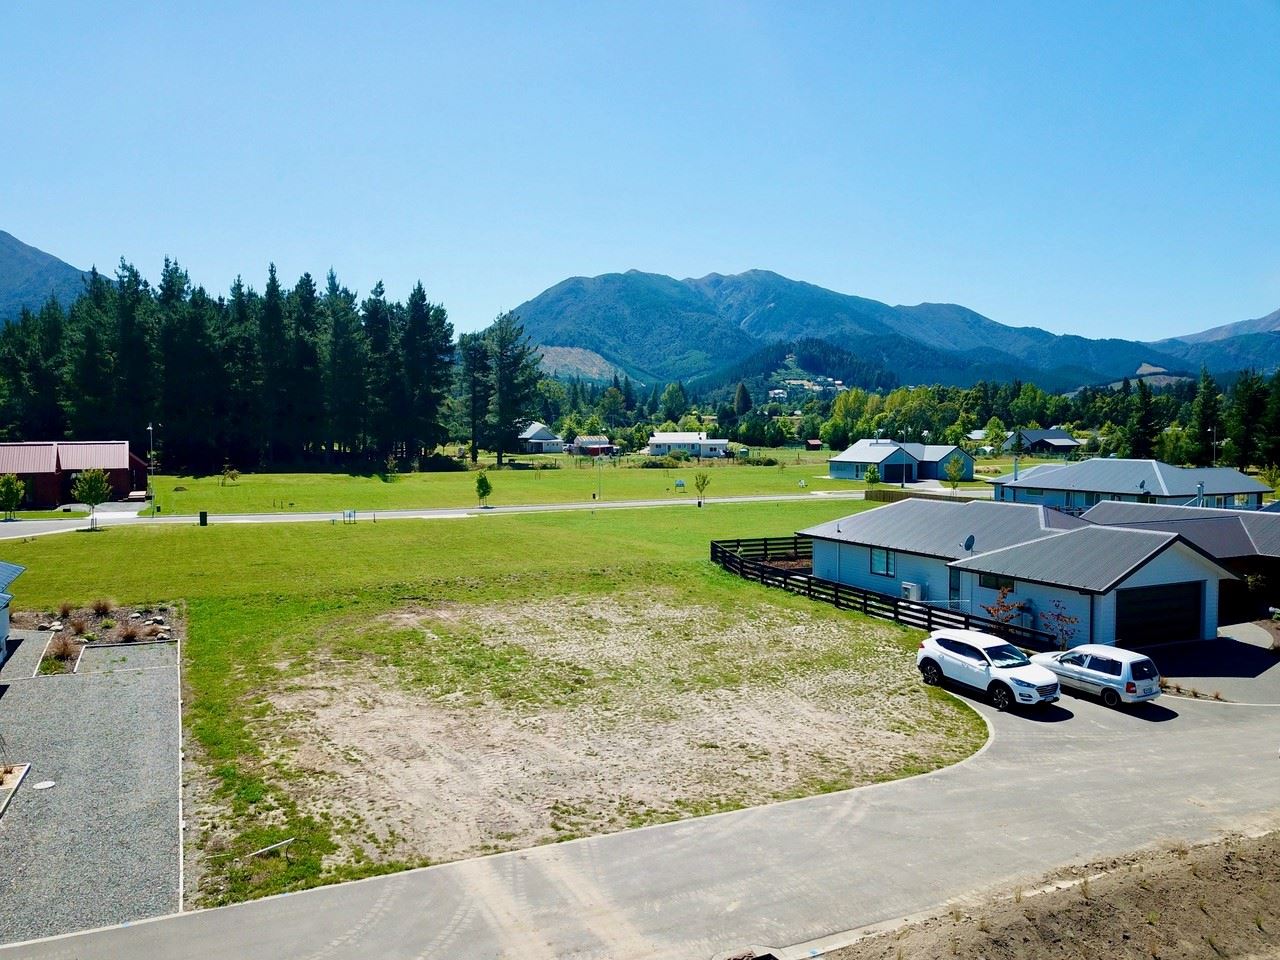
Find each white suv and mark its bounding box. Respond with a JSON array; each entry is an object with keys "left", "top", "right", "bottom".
[{"left": 916, "top": 628, "right": 1060, "bottom": 710}]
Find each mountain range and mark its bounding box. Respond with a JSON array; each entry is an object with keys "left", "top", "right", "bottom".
[
  {"left": 514, "top": 269, "right": 1280, "bottom": 389},
  {"left": 0, "top": 231, "right": 91, "bottom": 321},
  {"left": 2, "top": 230, "right": 1277, "bottom": 391}
]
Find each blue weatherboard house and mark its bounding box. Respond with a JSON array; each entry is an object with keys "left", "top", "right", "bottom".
[
  {"left": 800, "top": 499, "right": 1234, "bottom": 646},
  {"left": 0, "top": 560, "right": 25, "bottom": 664},
  {"left": 989, "top": 458, "right": 1272, "bottom": 511},
  {"left": 828, "top": 438, "right": 973, "bottom": 483}
]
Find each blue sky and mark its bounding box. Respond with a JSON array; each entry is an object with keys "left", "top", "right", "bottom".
[{"left": 4, "top": 2, "right": 1279, "bottom": 337}]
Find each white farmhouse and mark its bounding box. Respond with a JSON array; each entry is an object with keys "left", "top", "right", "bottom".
[{"left": 647, "top": 432, "right": 729, "bottom": 458}]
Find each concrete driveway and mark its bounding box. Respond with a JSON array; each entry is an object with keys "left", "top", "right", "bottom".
[
  {"left": 3, "top": 680, "right": 1277, "bottom": 960},
  {"left": 1154, "top": 623, "right": 1280, "bottom": 704}
]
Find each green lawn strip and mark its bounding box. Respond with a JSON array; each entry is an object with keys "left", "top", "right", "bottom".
[
  {"left": 4, "top": 499, "right": 989, "bottom": 904},
  {"left": 154, "top": 458, "right": 859, "bottom": 514},
  {"left": 3, "top": 510, "right": 91, "bottom": 521}
]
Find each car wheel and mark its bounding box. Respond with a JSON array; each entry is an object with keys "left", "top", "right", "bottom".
[
  {"left": 989, "top": 683, "right": 1014, "bottom": 711},
  {"left": 920, "top": 660, "right": 942, "bottom": 686},
  {"left": 1101, "top": 687, "right": 1121, "bottom": 709}
]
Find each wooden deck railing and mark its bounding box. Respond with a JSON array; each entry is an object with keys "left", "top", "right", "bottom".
[{"left": 709, "top": 536, "right": 1057, "bottom": 649}]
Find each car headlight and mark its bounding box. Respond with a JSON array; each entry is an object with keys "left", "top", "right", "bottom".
[{"left": 1011, "top": 678, "right": 1037, "bottom": 688}]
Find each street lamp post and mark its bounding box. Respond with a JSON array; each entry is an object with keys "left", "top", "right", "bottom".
[{"left": 147, "top": 423, "right": 158, "bottom": 516}]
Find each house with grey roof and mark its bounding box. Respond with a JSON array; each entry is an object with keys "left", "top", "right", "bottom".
[
  {"left": 828, "top": 438, "right": 973, "bottom": 483},
  {"left": 799, "top": 499, "right": 1234, "bottom": 646},
  {"left": 1081, "top": 501, "right": 1280, "bottom": 623},
  {"left": 989, "top": 458, "right": 1272, "bottom": 511},
  {"left": 1001, "top": 427, "right": 1084, "bottom": 455},
  {"left": 0, "top": 560, "right": 25, "bottom": 665},
  {"left": 518, "top": 422, "right": 564, "bottom": 454},
  {"left": 646, "top": 431, "right": 729, "bottom": 458}
]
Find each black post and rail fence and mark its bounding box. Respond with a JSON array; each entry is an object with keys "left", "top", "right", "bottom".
[{"left": 709, "top": 536, "right": 1056, "bottom": 649}]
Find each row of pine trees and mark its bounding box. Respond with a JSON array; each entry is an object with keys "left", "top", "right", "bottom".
[{"left": 0, "top": 260, "right": 540, "bottom": 473}]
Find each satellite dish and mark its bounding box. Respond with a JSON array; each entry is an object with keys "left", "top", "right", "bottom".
[
  {"left": 963, "top": 534, "right": 976, "bottom": 552},
  {"left": 1138, "top": 480, "right": 1146, "bottom": 491}
]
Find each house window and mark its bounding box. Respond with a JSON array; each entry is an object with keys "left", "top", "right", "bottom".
[
  {"left": 870, "top": 548, "right": 896, "bottom": 577},
  {"left": 979, "top": 573, "right": 1015, "bottom": 591},
  {"left": 1021, "top": 488, "right": 1043, "bottom": 497}
]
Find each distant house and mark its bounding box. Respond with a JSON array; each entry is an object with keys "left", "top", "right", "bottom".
[
  {"left": 0, "top": 441, "right": 147, "bottom": 507},
  {"left": 989, "top": 459, "right": 1272, "bottom": 511},
  {"left": 1002, "top": 428, "right": 1083, "bottom": 455},
  {"left": 804, "top": 439, "right": 824, "bottom": 452},
  {"left": 0, "top": 560, "right": 24, "bottom": 664},
  {"left": 518, "top": 422, "right": 564, "bottom": 454},
  {"left": 570, "top": 435, "right": 615, "bottom": 457},
  {"left": 799, "top": 499, "right": 1234, "bottom": 646},
  {"left": 828, "top": 439, "right": 973, "bottom": 483},
  {"left": 647, "top": 432, "right": 728, "bottom": 458}
]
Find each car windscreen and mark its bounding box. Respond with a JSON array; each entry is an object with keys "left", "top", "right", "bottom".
[
  {"left": 985, "top": 643, "right": 1030, "bottom": 668},
  {"left": 1129, "top": 659, "right": 1159, "bottom": 681}
]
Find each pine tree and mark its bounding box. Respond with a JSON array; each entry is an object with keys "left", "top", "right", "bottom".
[
  {"left": 1126, "top": 379, "right": 1157, "bottom": 459},
  {"left": 733, "top": 381, "right": 753, "bottom": 416},
  {"left": 458, "top": 331, "right": 492, "bottom": 464},
  {"left": 484, "top": 312, "right": 540, "bottom": 467},
  {"left": 258, "top": 264, "right": 290, "bottom": 460},
  {"left": 402, "top": 282, "right": 454, "bottom": 458},
  {"left": 287, "top": 273, "right": 325, "bottom": 459},
  {"left": 113, "top": 260, "right": 160, "bottom": 452},
  {"left": 216, "top": 277, "right": 263, "bottom": 467},
  {"left": 1188, "top": 368, "right": 1223, "bottom": 466},
  {"left": 1224, "top": 369, "right": 1267, "bottom": 469},
  {"left": 323, "top": 272, "right": 367, "bottom": 460}
]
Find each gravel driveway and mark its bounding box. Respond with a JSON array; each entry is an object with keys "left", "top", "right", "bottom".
[{"left": 0, "top": 654, "right": 180, "bottom": 944}]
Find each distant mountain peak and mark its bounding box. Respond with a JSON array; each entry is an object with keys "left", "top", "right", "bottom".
[
  {"left": 513, "top": 268, "right": 1280, "bottom": 387},
  {"left": 0, "top": 230, "right": 93, "bottom": 321}
]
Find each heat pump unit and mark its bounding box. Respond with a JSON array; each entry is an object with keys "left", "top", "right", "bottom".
[{"left": 901, "top": 582, "right": 923, "bottom": 602}]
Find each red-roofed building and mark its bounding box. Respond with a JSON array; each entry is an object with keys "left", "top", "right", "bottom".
[{"left": 0, "top": 441, "right": 148, "bottom": 507}]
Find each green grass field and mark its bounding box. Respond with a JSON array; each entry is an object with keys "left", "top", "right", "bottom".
[
  {"left": 153, "top": 445, "right": 1006, "bottom": 515},
  {"left": 155, "top": 458, "right": 859, "bottom": 514},
  {"left": 4, "top": 510, "right": 90, "bottom": 521},
  {"left": 8, "top": 497, "right": 985, "bottom": 905}
]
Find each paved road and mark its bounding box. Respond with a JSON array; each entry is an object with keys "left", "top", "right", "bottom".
[
  {"left": 4, "top": 687, "right": 1276, "bottom": 960},
  {"left": 0, "top": 490, "right": 883, "bottom": 542}
]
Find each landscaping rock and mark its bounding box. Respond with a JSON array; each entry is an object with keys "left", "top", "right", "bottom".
[{"left": 130, "top": 612, "right": 142, "bottom": 620}]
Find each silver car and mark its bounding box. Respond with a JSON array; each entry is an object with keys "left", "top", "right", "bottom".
[{"left": 1030, "top": 644, "right": 1161, "bottom": 707}]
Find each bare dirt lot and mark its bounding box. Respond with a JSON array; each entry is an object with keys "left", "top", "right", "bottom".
[
  {"left": 256, "top": 592, "right": 982, "bottom": 870},
  {"left": 828, "top": 826, "right": 1280, "bottom": 960}
]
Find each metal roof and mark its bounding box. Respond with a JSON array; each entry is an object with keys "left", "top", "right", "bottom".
[
  {"left": 989, "top": 458, "right": 1271, "bottom": 497},
  {"left": 0, "top": 560, "right": 25, "bottom": 593},
  {"left": 649, "top": 432, "right": 723, "bottom": 443},
  {"left": 830, "top": 439, "right": 964, "bottom": 465},
  {"left": 799, "top": 499, "right": 1085, "bottom": 560},
  {"left": 574, "top": 435, "right": 611, "bottom": 444},
  {"left": 1004, "top": 428, "right": 1082, "bottom": 448},
  {"left": 1083, "top": 500, "right": 1280, "bottom": 559},
  {"left": 519, "top": 421, "right": 556, "bottom": 440},
  {"left": 1260, "top": 500, "right": 1280, "bottom": 514},
  {"left": 0, "top": 443, "right": 58, "bottom": 474},
  {"left": 55, "top": 441, "right": 134, "bottom": 470},
  {"left": 829, "top": 439, "right": 915, "bottom": 464},
  {"left": 948, "top": 525, "right": 1198, "bottom": 593}
]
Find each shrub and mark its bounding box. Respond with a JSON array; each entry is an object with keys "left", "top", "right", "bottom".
[
  {"left": 737, "top": 456, "right": 780, "bottom": 466},
  {"left": 119, "top": 623, "right": 141, "bottom": 643},
  {"left": 92, "top": 598, "right": 113, "bottom": 616},
  {"left": 418, "top": 453, "right": 468, "bottom": 473},
  {"left": 101, "top": 618, "right": 116, "bottom": 630},
  {"left": 69, "top": 616, "right": 87, "bottom": 636},
  {"left": 638, "top": 457, "right": 682, "bottom": 469},
  {"left": 47, "top": 634, "right": 79, "bottom": 661},
  {"left": 58, "top": 601, "right": 73, "bottom": 619}
]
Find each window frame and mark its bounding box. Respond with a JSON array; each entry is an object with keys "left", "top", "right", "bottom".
[
  {"left": 979, "top": 572, "right": 1016, "bottom": 592},
  {"left": 869, "top": 547, "right": 897, "bottom": 578}
]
